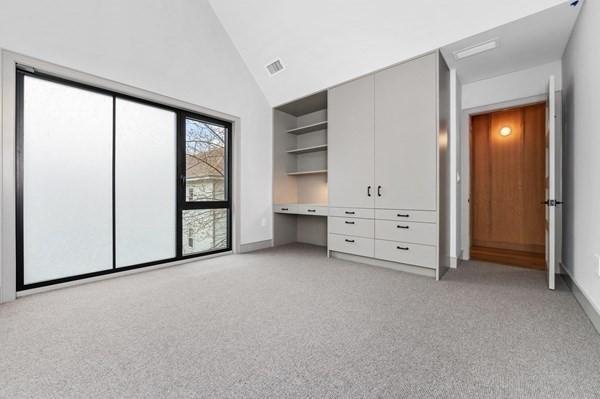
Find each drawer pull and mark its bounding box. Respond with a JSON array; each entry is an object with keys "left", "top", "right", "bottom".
[
  {"left": 345, "top": 211, "right": 356, "bottom": 215},
  {"left": 345, "top": 239, "right": 355, "bottom": 243},
  {"left": 396, "top": 225, "right": 409, "bottom": 229},
  {"left": 345, "top": 221, "right": 355, "bottom": 225},
  {"left": 281, "top": 208, "right": 289, "bottom": 211},
  {"left": 396, "top": 246, "right": 410, "bottom": 251},
  {"left": 397, "top": 214, "right": 410, "bottom": 218},
  {"left": 307, "top": 209, "right": 316, "bottom": 213}
]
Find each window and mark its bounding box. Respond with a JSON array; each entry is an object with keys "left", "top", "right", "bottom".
[
  {"left": 179, "top": 115, "right": 232, "bottom": 256},
  {"left": 16, "top": 68, "right": 233, "bottom": 290}
]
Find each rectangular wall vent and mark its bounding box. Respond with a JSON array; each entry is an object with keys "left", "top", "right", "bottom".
[{"left": 266, "top": 59, "right": 284, "bottom": 75}]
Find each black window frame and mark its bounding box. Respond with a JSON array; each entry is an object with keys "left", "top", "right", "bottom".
[{"left": 15, "top": 67, "right": 233, "bottom": 291}]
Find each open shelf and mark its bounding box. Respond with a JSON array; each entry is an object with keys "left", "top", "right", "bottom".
[
  {"left": 286, "top": 144, "right": 328, "bottom": 155},
  {"left": 287, "top": 169, "right": 328, "bottom": 176},
  {"left": 286, "top": 121, "right": 328, "bottom": 135}
]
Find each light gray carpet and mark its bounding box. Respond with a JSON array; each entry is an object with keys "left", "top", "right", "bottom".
[{"left": 1, "top": 243, "right": 599, "bottom": 398}]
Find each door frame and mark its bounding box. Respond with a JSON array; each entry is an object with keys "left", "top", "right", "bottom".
[
  {"left": 460, "top": 93, "right": 562, "bottom": 261},
  {"left": 1, "top": 50, "right": 242, "bottom": 302}
]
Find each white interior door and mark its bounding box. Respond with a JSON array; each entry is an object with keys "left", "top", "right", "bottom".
[{"left": 545, "top": 75, "right": 560, "bottom": 290}]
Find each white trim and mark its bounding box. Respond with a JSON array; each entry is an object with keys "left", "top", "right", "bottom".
[
  {"left": 330, "top": 251, "right": 437, "bottom": 278},
  {"left": 561, "top": 262, "right": 600, "bottom": 334},
  {"left": 17, "top": 251, "right": 232, "bottom": 298},
  {"left": 459, "top": 94, "right": 548, "bottom": 261},
  {"left": 1, "top": 50, "right": 242, "bottom": 303},
  {"left": 239, "top": 239, "right": 273, "bottom": 253}
]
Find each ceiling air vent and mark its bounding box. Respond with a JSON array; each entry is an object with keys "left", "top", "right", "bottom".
[
  {"left": 266, "top": 59, "right": 284, "bottom": 75},
  {"left": 453, "top": 39, "right": 499, "bottom": 60}
]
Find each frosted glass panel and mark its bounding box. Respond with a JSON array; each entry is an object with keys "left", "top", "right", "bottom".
[
  {"left": 115, "top": 99, "right": 176, "bottom": 267},
  {"left": 182, "top": 209, "right": 228, "bottom": 255},
  {"left": 23, "top": 76, "right": 113, "bottom": 284}
]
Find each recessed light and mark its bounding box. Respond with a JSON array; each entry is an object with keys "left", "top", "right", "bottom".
[
  {"left": 500, "top": 126, "right": 512, "bottom": 137},
  {"left": 453, "top": 39, "right": 499, "bottom": 60}
]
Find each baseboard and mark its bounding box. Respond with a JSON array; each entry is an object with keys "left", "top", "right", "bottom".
[
  {"left": 330, "top": 251, "right": 436, "bottom": 278},
  {"left": 450, "top": 257, "right": 458, "bottom": 269},
  {"left": 561, "top": 264, "right": 600, "bottom": 335},
  {"left": 239, "top": 239, "right": 273, "bottom": 253}
]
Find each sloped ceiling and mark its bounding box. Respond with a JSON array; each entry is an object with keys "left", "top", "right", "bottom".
[
  {"left": 209, "top": 0, "right": 572, "bottom": 106},
  {"left": 442, "top": 3, "right": 580, "bottom": 84}
]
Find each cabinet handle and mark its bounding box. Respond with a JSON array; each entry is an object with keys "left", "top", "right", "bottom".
[
  {"left": 307, "top": 209, "right": 316, "bottom": 213},
  {"left": 345, "top": 211, "right": 356, "bottom": 215},
  {"left": 397, "top": 225, "right": 409, "bottom": 229},
  {"left": 396, "top": 246, "right": 409, "bottom": 251},
  {"left": 367, "top": 186, "right": 372, "bottom": 197},
  {"left": 345, "top": 239, "right": 355, "bottom": 243},
  {"left": 377, "top": 186, "right": 382, "bottom": 197},
  {"left": 397, "top": 214, "right": 410, "bottom": 218},
  {"left": 345, "top": 221, "right": 355, "bottom": 225},
  {"left": 281, "top": 208, "right": 289, "bottom": 211}
]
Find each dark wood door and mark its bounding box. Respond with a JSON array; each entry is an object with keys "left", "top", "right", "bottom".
[{"left": 470, "top": 103, "right": 546, "bottom": 269}]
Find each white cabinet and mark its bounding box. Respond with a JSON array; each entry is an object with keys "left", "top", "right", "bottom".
[
  {"left": 374, "top": 53, "right": 437, "bottom": 210},
  {"left": 328, "top": 75, "right": 375, "bottom": 209},
  {"left": 326, "top": 52, "right": 449, "bottom": 278}
]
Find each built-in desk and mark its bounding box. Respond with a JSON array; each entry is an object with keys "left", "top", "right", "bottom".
[{"left": 273, "top": 204, "right": 328, "bottom": 216}]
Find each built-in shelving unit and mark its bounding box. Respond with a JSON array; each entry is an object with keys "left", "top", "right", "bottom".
[
  {"left": 273, "top": 91, "right": 329, "bottom": 247},
  {"left": 286, "top": 144, "right": 328, "bottom": 155},
  {"left": 286, "top": 121, "right": 328, "bottom": 135}
]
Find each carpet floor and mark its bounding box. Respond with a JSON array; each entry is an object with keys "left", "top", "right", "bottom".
[{"left": 1, "top": 243, "right": 599, "bottom": 398}]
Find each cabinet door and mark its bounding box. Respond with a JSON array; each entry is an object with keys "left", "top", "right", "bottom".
[
  {"left": 328, "top": 75, "right": 375, "bottom": 208},
  {"left": 374, "top": 53, "right": 437, "bottom": 210}
]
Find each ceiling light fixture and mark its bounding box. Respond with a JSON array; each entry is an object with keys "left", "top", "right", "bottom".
[
  {"left": 453, "top": 39, "right": 499, "bottom": 60},
  {"left": 500, "top": 126, "right": 512, "bottom": 137}
]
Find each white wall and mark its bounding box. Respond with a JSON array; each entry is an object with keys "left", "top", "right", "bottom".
[
  {"left": 0, "top": 0, "right": 272, "bottom": 247},
  {"left": 562, "top": 0, "right": 600, "bottom": 314},
  {"left": 462, "top": 61, "right": 562, "bottom": 110}
]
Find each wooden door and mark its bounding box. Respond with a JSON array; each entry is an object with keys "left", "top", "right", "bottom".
[
  {"left": 374, "top": 53, "right": 437, "bottom": 210},
  {"left": 328, "top": 76, "right": 375, "bottom": 209},
  {"left": 470, "top": 103, "right": 546, "bottom": 268}
]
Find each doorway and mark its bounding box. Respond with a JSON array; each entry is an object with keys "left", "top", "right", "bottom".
[{"left": 469, "top": 102, "right": 546, "bottom": 269}]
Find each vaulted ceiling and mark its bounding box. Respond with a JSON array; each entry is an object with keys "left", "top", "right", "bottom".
[{"left": 209, "top": 0, "right": 576, "bottom": 106}]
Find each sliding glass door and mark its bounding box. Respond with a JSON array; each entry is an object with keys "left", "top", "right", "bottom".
[
  {"left": 19, "top": 74, "right": 113, "bottom": 285},
  {"left": 16, "top": 69, "right": 232, "bottom": 290}
]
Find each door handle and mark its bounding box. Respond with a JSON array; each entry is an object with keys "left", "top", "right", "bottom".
[
  {"left": 307, "top": 209, "right": 316, "bottom": 213},
  {"left": 397, "top": 225, "right": 409, "bottom": 229},
  {"left": 377, "top": 186, "right": 382, "bottom": 197},
  {"left": 367, "top": 186, "right": 372, "bottom": 197}
]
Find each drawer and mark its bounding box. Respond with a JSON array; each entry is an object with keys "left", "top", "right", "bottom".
[
  {"left": 375, "top": 240, "right": 436, "bottom": 269},
  {"left": 329, "top": 217, "right": 374, "bottom": 238},
  {"left": 328, "top": 234, "right": 374, "bottom": 258},
  {"left": 274, "top": 204, "right": 298, "bottom": 214},
  {"left": 298, "top": 205, "right": 328, "bottom": 216},
  {"left": 329, "top": 207, "right": 375, "bottom": 219},
  {"left": 375, "top": 209, "right": 437, "bottom": 223},
  {"left": 375, "top": 220, "right": 437, "bottom": 246}
]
